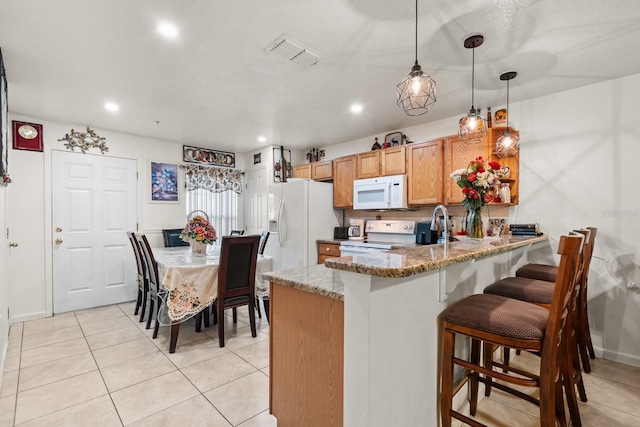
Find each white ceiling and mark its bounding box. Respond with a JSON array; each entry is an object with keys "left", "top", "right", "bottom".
[{"left": 1, "top": 0, "right": 639, "bottom": 154}]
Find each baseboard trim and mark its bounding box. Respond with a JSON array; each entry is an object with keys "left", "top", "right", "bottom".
[
  {"left": 11, "top": 311, "right": 47, "bottom": 323},
  {"left": 596, "top": 346, "right": 640, "bottom": 368}
]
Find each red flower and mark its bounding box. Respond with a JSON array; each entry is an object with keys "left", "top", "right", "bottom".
[
  {"left": 477, "top": 167, "right": 485, "bottom": 173},
  {"left": 462, "top": 187, "right": 470, "bottom": 194},
  {"left": 484, "top": 194, "right": 494, "bottom": 203},
  {"left": 488, "top": 161, "right": 501, "bottom": 170},
  {"left": 476, "top": 156, "right": 484, "bottom": 163},
  {"left": 468, "top": 189, "right": 479, "bottom": 199},
  {"left": 467, "top": 173, "right": 477, "bottom": 182}
]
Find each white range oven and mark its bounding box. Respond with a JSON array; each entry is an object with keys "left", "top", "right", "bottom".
[{"left": 339, "top": 220, "right": 416, "bottom": 256}]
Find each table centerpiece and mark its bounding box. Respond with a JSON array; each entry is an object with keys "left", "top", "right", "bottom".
[{"left": 180, "top": 212, "right": 217, "bottom": 254}]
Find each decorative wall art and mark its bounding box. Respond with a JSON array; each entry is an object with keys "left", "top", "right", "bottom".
[
  {"left": 273, "top": 146, "right": 292, "bottom": 182},
  {"left": 254, "top": 153, "right": 261, "bottom": 164},
  {"left": 0, "top": 48, "right": 8, "bottom": 178},
  {"left": 58, "top": 127, "right": 109, "bottom": 154},
  {"left": 183, "top": 145, "right": 235, "bottom": 168},
  {"left": 151, "top": 162, "right": 179, "bottom": 202},
  {"left": 12, "top": 121, "right": 43, "bottom": 152}
]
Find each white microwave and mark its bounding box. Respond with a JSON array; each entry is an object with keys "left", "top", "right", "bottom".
[{"left": 353, "top": 174, "right": 408, "bottom": 210}]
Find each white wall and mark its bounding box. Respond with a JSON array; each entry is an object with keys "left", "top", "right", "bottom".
[{"left": 320, "top": 73, "right": 640, "bottom": 366}]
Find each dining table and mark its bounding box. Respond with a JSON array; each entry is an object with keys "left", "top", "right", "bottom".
[{"left": 152, "top": 246, "right": 273, "bottom": 326}]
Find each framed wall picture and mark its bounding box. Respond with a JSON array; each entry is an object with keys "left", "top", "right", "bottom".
[
  {"left": 183, "top": 145, "right": 235, "bottom": 168},
  {"left": 12, "top": 121, "right": 43, "bottom": 152},
  {"left": 151, "top": 161, "right": 179, "bottom": 202},
  {"left": 0, "top": 48, "right": 8, "bottom": 176}
]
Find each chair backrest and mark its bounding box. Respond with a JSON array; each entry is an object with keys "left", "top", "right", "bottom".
[
  {"left": 258, "top": 231, "right": 270, "bottom": 255},
  {"left": 162, "top": 228, "right": 189, "bottom": 247},
  {"left": 541, "top": 234, "right": 584, "bottom": 380},
  {"left": 217, "top": 235, "right": 261, "bottom": 301},
  {"left": 127, "top": 231, "right": 147, "bottom": 283},
  {"left": 230, "top": 229, "right": 245, "bottom": 236},
  {"left": 136, "top": 234, "right": 159, "bottom": 290}
]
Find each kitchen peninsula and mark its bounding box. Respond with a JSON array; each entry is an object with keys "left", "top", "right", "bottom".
[{"left": 265, "top": 235, "right": 549, "bottom": 427}]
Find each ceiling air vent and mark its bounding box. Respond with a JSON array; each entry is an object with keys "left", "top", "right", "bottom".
[{"left": 264, "top": 35, "right": 322, "bottom": 68}]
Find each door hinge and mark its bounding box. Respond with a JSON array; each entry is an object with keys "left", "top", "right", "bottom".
[
  {"left": 6, "top": 227, "right": 8, "bottom": 239},
  {"left": 136, "top": 223, "right": 139, "bottom": 232}
]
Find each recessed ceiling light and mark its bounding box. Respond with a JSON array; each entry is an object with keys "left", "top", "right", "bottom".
[
  {"left": 157, "top": 22, "right": 179, "bottom": 39},
  {"left": 350, "top": 104, "right": 363, "bottom": 114},
  {"left": 258, "top": 136, "right": 267, "bottom": 143},
  {"left": 105, "top": 102, "right": 119, "bottom": 112}
]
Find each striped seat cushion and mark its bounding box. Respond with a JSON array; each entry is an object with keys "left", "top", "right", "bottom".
[
  {"left": 484, "top": 276, "right": 554, "bottom": 305},
  {"left": 442, "top": 294, "right": 548, "bottom": 341},
  {"left": 516, "top": 263, "right": 558, "bottom": 282}
]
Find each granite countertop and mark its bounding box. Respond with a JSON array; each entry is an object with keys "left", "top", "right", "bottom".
[
  {"left": 317, "top": 239, "right": 349, "bottom": 245},
  {"left": 262, "top": 264, "right": 345, "bottom": 301},
  {"left": 325, "top": 235, "right": 548, "bottom": 278}
]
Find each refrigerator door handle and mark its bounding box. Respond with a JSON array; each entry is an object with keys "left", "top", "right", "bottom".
[{"left": 277, "top": 200, "right": 285, "bottom": 247}]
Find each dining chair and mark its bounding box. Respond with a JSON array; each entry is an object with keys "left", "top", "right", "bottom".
[
  {"left": 137, "top": 233, "right": 204, "bottom": 352},
  {"left": 230, "top": 229, "right": 245, "bottom": 236},
  {"left": 212, "top": 235, "right": 261, "bottom": 347},
  {"left": 162, "top": 228, "right": 189, "bottom": 247},
  {"left": 440, "top": 234, "right": 584, "bottom": 427},
  {"left": 255, "top": 231, "right": 271, "bottom": 320},
  {"left": 127, "top": 231, "right": 149, "bottom": 323}
]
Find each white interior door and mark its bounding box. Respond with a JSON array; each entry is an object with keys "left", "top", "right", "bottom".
[
  {"left": 52, "top": 151, "right": 137, "bottom": 313},
  {"left": 245, "top": 168, "right": 266, "bottom": 235}
]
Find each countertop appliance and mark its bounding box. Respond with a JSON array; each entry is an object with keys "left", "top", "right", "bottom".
[
  {"left": 348, "top": 218, "right": 365, "bottom": 240},
  {"left": 416, "top": 221, "right": 439, "bottom": 245},
  {"left": 267, "top": 180, "right": 340, "bottom": 271},
  {"left": 339, "top": 220, "right": 416, "bottom": 256},
  {"left": 334, "top": 226, "right": 350, "bottom": 240},
  {"left": 353, "top": 174, "right": 408, "bottom": 210}
]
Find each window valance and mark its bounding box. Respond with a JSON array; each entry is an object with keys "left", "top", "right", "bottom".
[{"left": 181, "top": 164, "right": 243, "bottom": 194}]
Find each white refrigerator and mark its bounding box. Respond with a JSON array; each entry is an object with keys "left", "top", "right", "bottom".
[{"left": 266, "top": 179, "right": 340, "bottom": 271}]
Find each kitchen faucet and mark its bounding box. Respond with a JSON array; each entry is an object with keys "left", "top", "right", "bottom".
[{"left": 430, "top": 204, "right": 449, "bottom": 255}]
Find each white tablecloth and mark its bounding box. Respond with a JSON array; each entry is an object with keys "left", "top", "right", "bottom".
[{"left": 153, "top": 246, "right": 272, "bottom": 324}]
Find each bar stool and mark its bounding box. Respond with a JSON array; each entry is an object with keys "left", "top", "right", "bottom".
[
  {"left": 440, "top": 234, "right": 584, "bottom": 427},
  {"left": 516, "top": 227, "right": 597, "bottom": 371}
]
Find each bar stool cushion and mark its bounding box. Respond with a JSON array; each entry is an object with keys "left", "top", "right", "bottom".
[
  {"left": 442, "top": 294, "right": 549, "bottom": 341},
  {"left": 516, "top": 263, "right": 558, "bottom": 282},
  {"left": 484, "top": 277, "right": 554, "bottom": 305}
]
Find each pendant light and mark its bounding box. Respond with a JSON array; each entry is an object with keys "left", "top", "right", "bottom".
[
  {"left": 458, "top": 35, "right": 487, "bottom": 144},
  {"left": 495, "top": 71, "right": 520, "bottom": 158},
  {"left": 396, "top": 0, "right": 436, "bottom": 116}
]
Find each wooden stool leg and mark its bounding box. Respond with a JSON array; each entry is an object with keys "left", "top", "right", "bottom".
[
  {"left": 503, "top": 347, "right": 511, "bottom": 372},
  {"left": 440, "top": 328, "right": 455, "bottom": 427},
  {"left": 169, "top": 323, "right": 180, "bottom": 353},
  {"left": 483, "top": 342, "right": 495, "bottom": 396},
  {"left": 469, "top": 338, "right": 480, "bottom": 416},
  {"left": 555, "top": 378, "right": 568, "bottom": 427}
]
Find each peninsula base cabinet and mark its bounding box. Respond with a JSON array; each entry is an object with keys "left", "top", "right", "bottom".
[{"left": 269, "top": 282, "right": 344, "bottom": 427}]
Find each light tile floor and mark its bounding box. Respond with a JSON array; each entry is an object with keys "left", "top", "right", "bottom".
[
  {"left": 2, "top": 302, "right": 640, "bottom": 426},
  {"left": 0, "top": 301, "right": 276, "bottom": 426}
]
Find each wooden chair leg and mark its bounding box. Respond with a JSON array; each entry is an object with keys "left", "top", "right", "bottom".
[
  {"left": 555, "top": 378, "right": 568, "bottom": 427},
  {"left": 145, "top": 298, "right": 154, "bottom": 330},
  {"left": 263, "top": 297, "right": 270, "bottom": 323},
  {"left": 195, "top": 312, "right": 203, "bottom": 333},
  {"left": 469, "top": 338, "right": 480, "bottom": 416},
  {"left": 203, "top": 309, "right": 210, "bottom": 328},
  {"left": 169, "top": 323, "right": 180, "bottom": 353},
  {"left": 212, "top": 303, "right": 218, "bottom": 325},
  {"left": 440, "top": 328, "right": 455, "bottom": 427},
  {"left": 134, "top": 288, "right": 142, "bottom": 315},
  {"left": 256, "top": 297, "right": 262, "bottom": 318},
  {"left": 218, "top": 302, "right": 225, "bottom": 347},
  {"left": 139, "top": 288, "right": 148, "bottom": 323},
  {"left": 232, "top": 307, "right": 237, "bottom": 323},
  {"left": 483, "top": 342, "right": 495, "bottom": 396},
  {"left": 248, "top": 303, "right": 257, "bottom": 338},
  {"left": 152, "top": 300, "right": 161, "bottom": 339}
]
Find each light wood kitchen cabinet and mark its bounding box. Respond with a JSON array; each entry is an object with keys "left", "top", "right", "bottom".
[
  {"left": 406, "top": 139, "right": 443, "bottom": 205},
  {"left": 317, "top": 242, "right": 341, "bottom": 264},
  {"left": 381, "top": 146, "right": 406, "bottom": 176},
  {"left": 270, "top": 282, "right": 344, "bottom": 427},
  {"left": 293, "top": 164, "right": 311, "bottom": 179},
  {"left": 444, "top": 134, "right": 490, "bottom": 204},
  {"left": 356, "top": 151, "right": 380, "bottom": 179},
  {"left": 333, "top": 155, "right": 357, "bottom": 208},
  {"left": 311, "top": 160, "right": 333, "bottom": 181}
]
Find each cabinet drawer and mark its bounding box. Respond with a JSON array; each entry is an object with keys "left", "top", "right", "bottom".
[{"left": 318, "top": 243, "right": 341, "bottom": 259}]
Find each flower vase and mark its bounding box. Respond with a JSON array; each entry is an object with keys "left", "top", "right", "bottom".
[
  {"left": 467, "top": 209, "right": 484, "bottom": 239},
  {"left": 190, "top": 241, "right": 207, "bottom": 254}
]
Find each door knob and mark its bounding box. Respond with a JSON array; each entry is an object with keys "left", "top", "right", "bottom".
[
  {"left": 55, "top": 227, "right": 63, "bottom": 233},
  {"left": 9, "top": 242, "right": 18, "bottom": 247},
  {"left": 55, "top": 238, "right": 63, "bottom": 244}
]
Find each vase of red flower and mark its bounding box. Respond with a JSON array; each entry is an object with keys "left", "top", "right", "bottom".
[
  {"left": 180, "top": 212, "right": 217, "bottom": 254},
  {"left": 450, "top": 156, "right": 501, "bottom": 239}
]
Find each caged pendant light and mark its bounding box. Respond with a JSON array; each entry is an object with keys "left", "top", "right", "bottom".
[
  {"left": 495, "top": 71, "right": 520, "bottom": 158},
  {"left": 458, "top": 34, "right": 487, "bottom": 144},
  {"left": 397, "top": 0, "right": 436, "bottom": 116}
]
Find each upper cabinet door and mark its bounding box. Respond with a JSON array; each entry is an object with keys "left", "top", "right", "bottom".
[
  {"left": 311, "top": 160, "right": 333, "bottom": 181},
  {"left": 381, "top": 146, "right": 406, "bottom": 176},
  {"left": 356, "top": 151, "right": 380, "bottom": 179},
  {"left": 407, "top": 140, "right": 443, "bottom": 205},
  {"left": 333, "top": 155, "right": 357, "bottom": 208},
  {"left": 444, "top": 134, "right": 490, "bottom": 204},
  {"left": 293, "top": 164, "right": 312, "bottom": 179}
]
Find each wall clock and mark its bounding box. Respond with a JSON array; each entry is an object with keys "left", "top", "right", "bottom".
[{"left": 12, "top": 121, "right": 43, "bottom": 152}]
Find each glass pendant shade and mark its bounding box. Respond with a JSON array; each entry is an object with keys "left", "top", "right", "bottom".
[
  {"left": 397, "top": 0, "right": 436, "bottom": 116},
  {"left": 495, "top": 71, "right": 520, "bottom": 158},
  {"left": 397, "top": 62, "right": 437, "bottom": 116},
  {"left": 458, "top": 35, "right": 487, "bottom": 144}
]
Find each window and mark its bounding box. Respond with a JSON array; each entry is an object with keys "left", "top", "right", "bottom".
[{"left": 186, "top": 189, "right": 239, "bottom": 245}]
